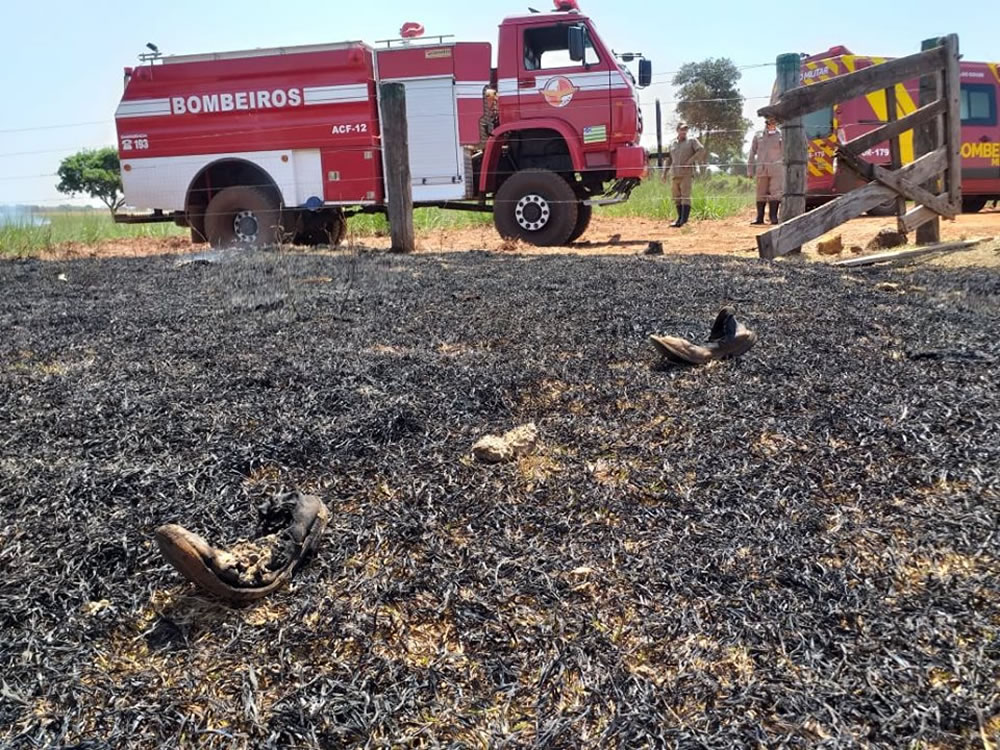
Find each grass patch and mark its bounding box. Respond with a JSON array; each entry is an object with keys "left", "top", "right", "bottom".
[
  {"left": 347, "top": 174, "right": 755, "bottom": 237},
  {"left": 0, "top": 212, "right": 185, "bottom": 256},
  {"left": 1, "top": 174, "right": 754, "bottom": 255},
  {"left": 601, "top": 174, "right": 756, "bottom": 222},
  {"left": 347, "top": 207, "right": 491, "bottom": 237}
]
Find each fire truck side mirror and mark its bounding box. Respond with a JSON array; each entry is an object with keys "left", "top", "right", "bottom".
[
  {"left": 567, "top": 25, "right": 586, "bottom": 63},
  {"left": 638, "top": 59, "right": 652, "bottom": 88}
]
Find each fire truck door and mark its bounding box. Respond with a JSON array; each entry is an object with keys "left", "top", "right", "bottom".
[
  {"left": 517, "top": 23, "right": 611, "bottom": 130},
  {"left": 384, "top": 76, "right": 466, "bottom": 202}
]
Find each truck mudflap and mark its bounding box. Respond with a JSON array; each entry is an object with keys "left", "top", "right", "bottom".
[
  {"left": 583, "top": 177, "right": 641, "bottom": 207},
  {"left": 615, "top": 145, "right": 648, "bottom": 180}
]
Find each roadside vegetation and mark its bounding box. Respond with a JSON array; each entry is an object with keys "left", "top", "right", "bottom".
[
  {"left": 0, "top": 212, "right": 185, "bottom": 256},
  {"left": 0, "top": 175, "right": 755, "bottom": 256}
]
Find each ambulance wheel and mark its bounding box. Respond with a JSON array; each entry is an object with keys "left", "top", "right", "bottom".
[
  {"left": 866, "top": 199, "right": 897, "bottom": 217},
  {"left": 962, "top": 196, "right": 988, "bottom": 213},
  {"left": 204, "top": 187, "right": 283, "bottom": 249},
  {"left": 494, "top": 169, "right": 579, "bottom": 247},
  {"left": 567, "top": 204, "right": 593, "bottom": 244}
]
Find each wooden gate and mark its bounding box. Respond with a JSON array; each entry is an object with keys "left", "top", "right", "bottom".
[{"left": 756, "top": 35, "right": 961, "bottom": 260}]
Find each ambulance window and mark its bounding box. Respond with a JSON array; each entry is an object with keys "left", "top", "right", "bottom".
[
  {"left": 524, "top": 25, "right": 600, "bottom": 71},
  {"left": 960, "top": 84, "right": 996, "bottom": 126},
  {"left": 803, "top": 105, "right": 834, "bottom": 139}
]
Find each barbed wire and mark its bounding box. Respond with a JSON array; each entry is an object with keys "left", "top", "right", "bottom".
[
  {"left": 0, "top": 95, "right": 782, "bottom": 149},
  {"left": 0, "top": 82, "right": 926, "bottom": 162},
  {"left": 0, "top": 54, "right": 922, "bottom": 210},
  {"left": 3, "top": 170, "right": 790, "bottom": 215},
  {"left": 0, "top": 117, "right": 780, "bottom": 163},
  {"left": 0, "top": 149, "right": 794, "bottom": 187},
  {"left": 0, "top": 61, "right": 785, "bottom": 134}
]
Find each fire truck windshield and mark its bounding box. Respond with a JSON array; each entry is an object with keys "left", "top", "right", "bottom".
[{"left": 524, "top": 25, "right": 600, "bottom": 70}]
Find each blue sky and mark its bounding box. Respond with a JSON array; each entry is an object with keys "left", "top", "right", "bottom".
[{"left": 0, "top": 0, "right": 988, "bottom": 207}]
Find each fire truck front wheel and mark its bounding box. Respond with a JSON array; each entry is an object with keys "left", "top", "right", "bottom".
[
  {"left": 494, "top": 170, "right": 579, "bottom": 247},
  {"left": 204, "top": 187, "right": 283, "bottom": 249}
]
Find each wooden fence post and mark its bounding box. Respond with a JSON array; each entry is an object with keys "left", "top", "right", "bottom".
[
  {"left": 655, "top": 99, "right": 664, "bottom": 173},
  {"left": 916, "top": 38, "right": 943, "bottom": 245},
  {"left": 776, "top": 53, "right": 807, "bottom": 254},
  {"left": 942, "top": 34, "right": 963, "bottom": 211},
  {"left": 379, "top": 82, "right": 415, "bottom": 253}
]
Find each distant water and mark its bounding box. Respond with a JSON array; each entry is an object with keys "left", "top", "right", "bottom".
[{"left": 0, "top": 208, "right": 50, "bottom": 228}]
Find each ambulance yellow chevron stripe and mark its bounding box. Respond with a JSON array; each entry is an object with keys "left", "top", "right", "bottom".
[{"left": 841, "top": 56, "right": 917, "bottom": 164}]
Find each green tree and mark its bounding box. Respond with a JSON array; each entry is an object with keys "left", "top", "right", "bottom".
[
  {"left": 56, "top": 147, "right": 124, "bottom": 216},
  {"left": 673, "top": 58, "right": 752, "bottom": 170}
]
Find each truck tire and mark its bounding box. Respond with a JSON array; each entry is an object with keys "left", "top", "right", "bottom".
[
  {"left": 866, "top": 199, "right": 897, "bottom": 217},
  {"left": 204, "top": 186, "right": 283, "bottom": 249},
  {"left": 567, "top": 204, "right": 593, "bottom": 244},
  {"left": 962, "top": 196, "right": 988, "bottom": 213},
  {"left": 494, "top": 169, "right": 579, "bottom": 247},
  {"left": 294, "top": 208, "right": 347, "bottom": 247}
]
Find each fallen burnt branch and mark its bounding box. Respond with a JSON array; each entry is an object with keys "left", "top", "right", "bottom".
[{"left": 0, "top": 250, "right": 998, "bottom": 748}]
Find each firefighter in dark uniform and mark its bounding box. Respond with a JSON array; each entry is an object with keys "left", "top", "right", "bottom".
[
  {"left": 665, "top": 123, "right": 705, "bottom": 228},
  {"left": 748, "top": 116, "right": 784, "bottom": 225}
]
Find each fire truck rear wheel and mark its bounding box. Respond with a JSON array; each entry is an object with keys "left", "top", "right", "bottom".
[
  {"left": 204, "top": 187, "right": 283, "bottom": 249},
  {"left": 494, "top": 169, "right": 579, "bottom": 247},
  {"left": 295, "top": 209, "right": 347, "bottom": 247},
  {"left": 566, "top": 204, "right": 592, "bottom": 244}
]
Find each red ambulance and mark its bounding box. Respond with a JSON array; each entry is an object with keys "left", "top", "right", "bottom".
[
  {"left": 794, "top": 46, "right": 1000, "bottom": 214},
  {"left": 114, "top": 0, "right": 651, "bottom": 248}
]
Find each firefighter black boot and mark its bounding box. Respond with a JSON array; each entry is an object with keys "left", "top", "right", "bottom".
[
  {"left": 678, "top": 204, "right": 691, "bottom": 227},
  {"left": 752, "top": 202, "right": 766, "bottom": 225},
  {"left": 769, "top": 201, "right": 781, "bottom": 224},
  {"left": 671, "top": 206, "right": 684, "bottom": 228}
]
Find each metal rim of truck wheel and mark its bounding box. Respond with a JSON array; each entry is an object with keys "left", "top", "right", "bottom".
[
  {"left": 233, "top": 210, "right": 260, "bottom": 243},
  {"left": 514, "top": 194, "right": 552, "bottom": 232},
  {"left": 204, "top": 186, "right": 282, "bottom": 249},
  {"left": 494, "top": 169, "right": 579, "bottom": 247}
]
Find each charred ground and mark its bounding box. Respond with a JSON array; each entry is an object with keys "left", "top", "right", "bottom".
[{"left": 1, "top": 250, "right": 998, "bottom": 748}]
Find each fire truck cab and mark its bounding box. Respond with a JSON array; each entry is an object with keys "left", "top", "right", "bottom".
[
  {"left": 114, "top": 1, "right": 651, "bottom": 248},
  {"left": 795, "top": 47, "right": 1000, "bottom": 214}
]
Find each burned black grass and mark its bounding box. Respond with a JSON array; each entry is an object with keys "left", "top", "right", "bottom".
[{"left": 1, "top": 250, "right": 998, "bottom": 748}]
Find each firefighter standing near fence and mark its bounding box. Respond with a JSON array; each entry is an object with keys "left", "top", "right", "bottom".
[
  {"left": 665, "top": 123, "right": 705, "bottom": 228},
  {"left": 748, "top": 117, "right": 784, "bottom": 225}
]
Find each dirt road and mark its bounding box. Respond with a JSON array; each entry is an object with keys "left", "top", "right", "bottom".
[
  {"left": 376, "top": 210, "right": 1000, "bottom": 266},
  {"left": 24, "top": 208, "right": 1000, "bottom": 266}
]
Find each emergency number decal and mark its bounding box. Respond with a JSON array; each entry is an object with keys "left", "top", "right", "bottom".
[
  {"left": 332, "top": 123, "right": 369, "bottom": 135},
  {"left": 121, "top": 135, "right": 150, "bottom": 151}
]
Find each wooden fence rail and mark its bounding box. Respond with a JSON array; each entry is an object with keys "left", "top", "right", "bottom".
[{"left": 756, "top": 35, "right": 961, "bottom": 260}]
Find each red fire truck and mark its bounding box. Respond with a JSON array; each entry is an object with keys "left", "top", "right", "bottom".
[
  {"left": 795, "top": 46, "right": 1000, "bottom": 214},
  {"left": 114, "top": 0, "right": 651, "bottom": 248}
]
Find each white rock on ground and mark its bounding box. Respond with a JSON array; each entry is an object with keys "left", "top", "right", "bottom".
[{"left": 472, "top": 422, "right": 538, "bottom": 464}]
